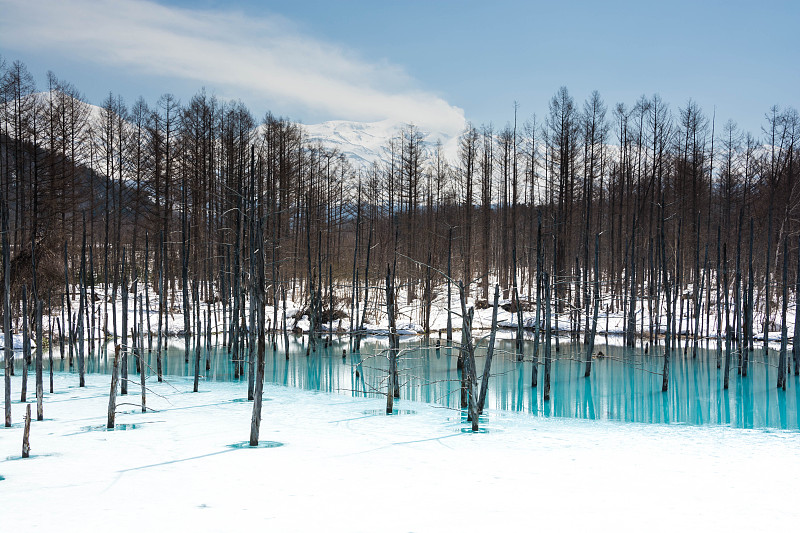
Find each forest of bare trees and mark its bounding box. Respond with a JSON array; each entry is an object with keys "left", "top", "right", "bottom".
[{"left": 2, "top": 55, "right": 800, "bottom": 411}]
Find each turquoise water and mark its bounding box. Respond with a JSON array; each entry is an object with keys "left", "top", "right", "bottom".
[{"left": 25, "top": 334, "right": 800, "bottom": 430}]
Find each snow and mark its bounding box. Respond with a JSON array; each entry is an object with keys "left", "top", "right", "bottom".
[
  {"left": 5, "top": 276, "right": 800, "bottom": 367},
  {"left": 1, "top": 370, "right": 799, "bottom": 531},
  {"left": 302, "top": 118, "right": 460, "bottom": 168},
  {"left": 0, "top": 333, "right": 35, "bottom": 351}
]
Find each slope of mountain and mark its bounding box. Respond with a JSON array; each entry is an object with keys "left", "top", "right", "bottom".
[
  {"left": 302, "top": 119, "right": 461, "bottom": 169},
  {"left": 4, "top": 92, "right": 463, "bottom": 172}
]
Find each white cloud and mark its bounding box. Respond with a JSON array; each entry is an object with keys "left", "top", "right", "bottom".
[{"left": 0, "top": 0, "right": 466, "bottom": 136}]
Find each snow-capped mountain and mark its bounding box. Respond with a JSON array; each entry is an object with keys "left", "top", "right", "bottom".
[
  {"left": 302, "top": 119, "right": 461, "bottom": 169},
  {"left": 4, "top": 92, "right": 464, "bottom": 172}
]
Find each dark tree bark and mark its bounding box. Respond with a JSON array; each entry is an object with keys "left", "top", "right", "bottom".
[
  {"left": 543, "top": 271, "right": 552, "bottom": 401},
  {"left": 585, "top": 234, "right": 600, "bottom": 378},
  {"left": 477, "top": 284, "right": 499, "bottom": 414},
  {"left": 778, "top": 238, "right": 788, "bottom": 390},
  {"left": 35, "top": 299, "right": 42, "bottom": 420},
  {"left": 107, "top": 345, "right": 120, "bottom": 429}
]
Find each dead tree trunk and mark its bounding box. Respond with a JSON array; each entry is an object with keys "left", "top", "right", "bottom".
[
  {"left": 446, "top": 227, "right": 453, "bottom": 343},
  {"left": 661, "top": 224, "right": 671, "bottom": 393},
  {"left": 693, "top": 245, "right": 708, "bottom": 359},
  {"left": 250, "top": 220, "right": 267, "bottom": 446},
  {"left": 64, "top": 241, "right": 73, "bottom": 368},
  {"left": 3, "top": 186, "right": 12, "bottom": 427},
  {"left": 22, "top": 403, "right": 31, "bottom": 458},
  {"left": 458, "top": 281, "right": 480, "bottom": 431},
  {"left": 794, "top": 235, "right": 800, "bottom": 376},
  {"left": 747, "top": 219, "right": 755, "bottom": 355},
  {"left": 21, "top": 285, "right": 28, "bottom": 401},
  {"left": 120, "top": 249, "right": 128, "bottom": 395},
  {"left": 385, "top": 265, "right": 398, "bottom": 414},
  {"left": 139, "top": 294, "right": 146, "bottom": 412},
  {"left": 513, "top": 246, "right": 524, "bottom": 360},
  {"left": 156, "top": 231, "right": 164, "bottom": 381},
  {"left": 778, "top": 237, "right": 788, "bottom": 390},
  {"left": 543, "top": 271, "right": 552, "bottom": 401},
  {"left": 107, "top": 345, "right": 120, "bottom": 429},
  {"left": 356, "top": 217, "right": 373, "bottom": 352},
  {"left": 532, "top": 212, "right": 542, "bottom": 387},
  {"left": 424, "top": 252, "right": 432, "bottom": 336},
  {"left": 35, "top": 299, "right": 43, "bottom": 421},
  {"left": 477, "top": 284, "right": 500, "bottom": 414},
  {"left": 585, "top": 234, "right": 600, "bottom": 378},
  {"left": 48, "top": 291, "right": 53, "bottom": 393},
  {"left": 282, "top": 287, "right": 289, "bottom": 360},
  {"left": 724, "top": 244, "right": 731, "bottom": 390},
  {"left": 193, "top": 281, "right": 201, "bottom": 393}
]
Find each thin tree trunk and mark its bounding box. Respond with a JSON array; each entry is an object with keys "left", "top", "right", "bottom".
[
  {"left": 120, "top": 249, "right": 128, "bottom": 395},
  {"left": 3, "top": 186, "right": 12, "bottom": 427},
  {"left": 385, "top": 266, "right": 397, "bottom": 414},
  {"left": 458, "top": 281, "right": 480, "bottom": 432},
  {"left": 156, "top": 231, "right": 164, "bottom": 381},
  {"left": 477, "top": 284, "right": 499, "bottom": 414},
  {"left": 532, "top": 212, "right": 542, "bottom": 387},
  {"left": 48, "top": 291, "right": 53, "bottom": 394},
  {"left": 794, "top": 235, "right": 800, "bottom": 376},
  {"left": 724, "top": 244, "right": 732, "bottom": 390},
  {"left": 446, "top": 227, "right": 452, "bottom": 343},
  {"left": 661, "top": 223, "right": 671, "bottom": 393},
  {"left": 513, "top": 246, "right": 524, "bottom": 360},
  {"left": 250, "top": 219, "right": 267, "bottom": 446},
  {"left": 544, "top": 271, "right": 552, "bottom": 401},
  {"left": 139, "top": 294, "right": 146, "bottom": 412},
  {"left": 778, "top": 238, "right": 788, "bottom": 390},
  {"left": 35, "top": 299, "right": 43, "bottom": 420},
  {"left": 585, "top": 234, "right": 600, "bottom": 378},
  {"left": 22, "top": 403, "right": 31, "bottom": 458},
  {"left": 22, "top": 286, "right": 29, "bottom": 401},
  {"left": 107, "top": 345, "right": 120, "bottom": 428},
  {"left": 193, "top": 281, "right": 201, "bottom": 393}
]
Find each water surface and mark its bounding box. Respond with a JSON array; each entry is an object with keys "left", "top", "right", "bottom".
[{"left": 23, "top": 333, "right": 800, "bottom": 430}]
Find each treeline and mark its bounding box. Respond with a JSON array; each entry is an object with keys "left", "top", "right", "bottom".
[{"left": 1, "top": 56, "right": 800, "bottom": 349}]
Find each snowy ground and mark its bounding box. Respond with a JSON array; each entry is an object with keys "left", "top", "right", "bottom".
[
  {"left": 3, "top": 279, "right": 797, "bottom": 358},
  {"left": 1, "top": 372, "right": 799, "bottom": 532}
]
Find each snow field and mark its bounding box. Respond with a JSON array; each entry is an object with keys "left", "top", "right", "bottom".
[{"left": 1, "top": 371, "right": 799, "bottom": 532}]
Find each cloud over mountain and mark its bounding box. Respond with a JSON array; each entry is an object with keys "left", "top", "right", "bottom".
[{"left": 0, "top": 0, "right": 466, "bottom": 137}]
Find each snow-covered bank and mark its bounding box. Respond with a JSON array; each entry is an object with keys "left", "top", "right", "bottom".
[
  {"left": 4, "top": 278, "right": 799, "bottom": 360},
  {"left": 1, "top": 372, "right": 798, "bottom": 532}
]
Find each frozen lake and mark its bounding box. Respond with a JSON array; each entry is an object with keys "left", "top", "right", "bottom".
[{"left": 27, "top": 333, "right": 800, "bottom": 430}]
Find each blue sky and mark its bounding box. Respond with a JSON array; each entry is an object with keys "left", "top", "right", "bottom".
[{"left": 1, "top": 0, "right": 797, "bottom": 136}]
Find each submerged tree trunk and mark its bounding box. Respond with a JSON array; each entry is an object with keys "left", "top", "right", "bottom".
[
  {"left": 532, "top": 212, "right": 542, "bottom": 387},
  {"left": 458, "top": 281, "right": 479, "bottom": 431},
  {"left": 794, "top": 235, "right": 800, "bottom": 376},
  {"left": 724, "top": 244, "right": 731, "bottom": 390},
  {"left": 107, "top": 345, "right": 120, "bottom": 429},
  {"left": 120, "top": 250, "right": 128, "bottom": 396},
  {"left": 585, "top": 234, "right": 600, "bottom": 378},
  {"left": 477, "top": 284, "right": 500, "bottom": 414},
  {"left": 543, "top": 271, "right": 552, "bottom": 401},
  {"left": 3, "top": 187, "right": 12, "bottom": 427},
  {"left": 193, "top": 282, "right": 201, "bottom": 393},
  {"left": 35, "top": 299, "right": 43, "bottom": 420},
  {"left": 446, "top": 227, "right": 453, "bottom": 343},
  {"left": 661, "top": 225, "right": 671, "bottom": 393},
  {"left": 513, "top": 246, "right": 524, "bottom": 360},
  {"left": 777, "top": 238, "right": 788, "bottom": 390},
  {"left": 249, "top": 233, "right": 267, "bottom": 446},
  {"left": 21, "top": 286, "right": 28, "bottom": 402},
  {"left": 385, "top": 266, "right": 398, "bottom": 414}
]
